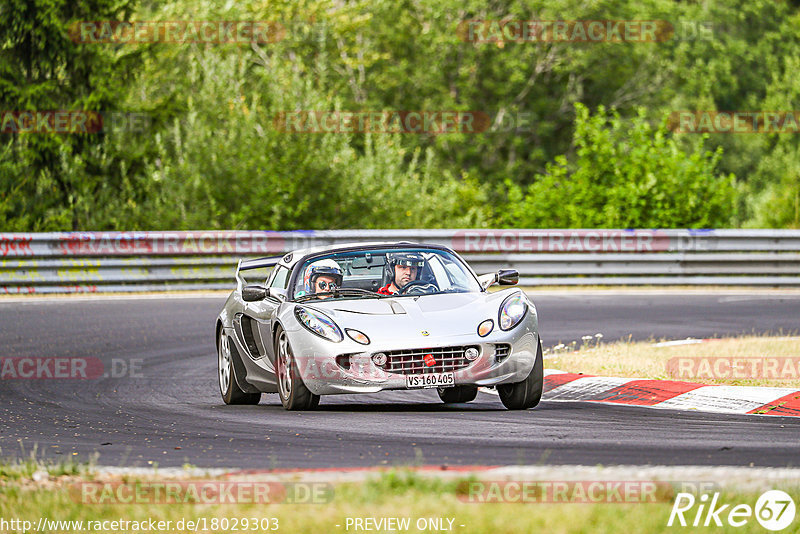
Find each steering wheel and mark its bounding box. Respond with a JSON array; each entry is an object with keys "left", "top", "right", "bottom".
[{"left": 398, "top": 280, "right": 439, "bottom": 295}]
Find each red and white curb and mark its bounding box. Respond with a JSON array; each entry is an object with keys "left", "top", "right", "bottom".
[{"left": 543, "top": 370, "right": 800, "bottom": 417}]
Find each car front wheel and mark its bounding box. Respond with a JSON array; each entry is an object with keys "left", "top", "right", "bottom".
[
  {"left": 218, "top": 331, "right": 261, "bottom": 405},
  {"left": 274, "top": 326, "right": 320, "bottom": 410},
  {"left": 498, "top": 340, "right": 544, "bottom": 410}
]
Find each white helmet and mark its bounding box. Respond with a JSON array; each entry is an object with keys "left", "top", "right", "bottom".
[{"left": 303, "top": 259, "right": 344, "bottom": 293}]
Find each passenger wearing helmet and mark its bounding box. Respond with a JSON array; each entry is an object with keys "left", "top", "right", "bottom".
[
  {"left": 299, "top": 259, "right": 344, "bottom": 298},
  {"left": 378, "top": 252, "right": 426, "bottom": 295}
]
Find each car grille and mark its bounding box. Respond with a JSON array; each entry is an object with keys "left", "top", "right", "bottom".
[
  {"left": 494, "top": 343, "right": 511, "bottom": 363},
  {"left": 382, "top": 346, "right": 478, "bottom": 375}
]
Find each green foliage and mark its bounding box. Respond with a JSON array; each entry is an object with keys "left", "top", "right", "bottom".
[
  {"left": 0, "top": 0, "right": 140, "bottom": 230},
  {"left": 745, "top": 142, "right": 800, "bottom": 228},
  {"left": 358, "top": 470, "right": 466, "bottom": 501},
  {"left": 497, "top": 104, "right": 736, "bottom": 228},
  {"left": 0, "top": 445, "right": 93, "bottom": 480},
  {"left": 1, "top": 0, "right": 799, "bottom": 230},
  {"left": 102, "top": 12, "right": 491, "bottom": 230}
]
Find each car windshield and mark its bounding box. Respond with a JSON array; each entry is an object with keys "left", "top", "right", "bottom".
[{"left": 292, "top": 248, "right": 480, "bottom": 301}]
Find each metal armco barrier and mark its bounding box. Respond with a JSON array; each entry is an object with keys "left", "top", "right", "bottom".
[{"left": 1, "top": 229, "right": 799, "bottom": 293}]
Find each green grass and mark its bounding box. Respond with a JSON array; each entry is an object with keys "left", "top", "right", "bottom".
[
  {"left": 0, "top": 446, "right": 94, "bottom": 480},
  {"left": 1, "top": 467, "right": 799, "bottom": 533}
]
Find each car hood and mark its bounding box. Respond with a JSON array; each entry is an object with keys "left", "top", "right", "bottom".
[{"left": 299, "top": 291, "right": 517, "bottom": 341}]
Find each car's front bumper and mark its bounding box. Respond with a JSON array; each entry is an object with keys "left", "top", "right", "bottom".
[{"left": 290, "top": 325, "right": 538, "bottom": 396}]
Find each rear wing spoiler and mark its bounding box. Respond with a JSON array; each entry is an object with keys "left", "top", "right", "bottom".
[{"left": 235, "top": 256, "right": 282, "bottom": 289}]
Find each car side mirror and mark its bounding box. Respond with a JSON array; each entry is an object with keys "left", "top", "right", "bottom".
[
  {"left": 242, "top": 284, "right": 269, "bottom": 302},
  {"left": 497, "top": 269, "right": 519, "bottom": 286},
  {"left": 480, "top": 269, "right": 519, "bottom": 290}
]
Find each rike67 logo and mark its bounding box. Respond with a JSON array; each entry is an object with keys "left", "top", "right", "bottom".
[{"left": 668, "top": 490, "right": 796, "bottom": 531}]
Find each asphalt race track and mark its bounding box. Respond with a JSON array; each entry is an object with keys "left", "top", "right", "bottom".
[{"left": 1, "top": 292, "right": 798, "bottom": 469}]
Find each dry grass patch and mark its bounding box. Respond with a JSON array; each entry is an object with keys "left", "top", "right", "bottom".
[{"left": 546, "top": 336, "right": 800, "bottom": 387}]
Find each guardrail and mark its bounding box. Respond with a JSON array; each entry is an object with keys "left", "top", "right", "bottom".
[{"left": 1, "top": 229, "right": 799, "bottom": 293}]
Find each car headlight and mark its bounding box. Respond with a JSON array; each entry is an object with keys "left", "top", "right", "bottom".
[
  {"left": 498, "top": 293, "right": 527, "bottom": 331},
  {"left": 295, "top": 307, "right": 343, "bottom": 342}
]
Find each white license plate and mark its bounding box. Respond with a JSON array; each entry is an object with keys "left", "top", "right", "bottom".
[{"left": 405, "top": 372, "right": 455, "bottom": 389}]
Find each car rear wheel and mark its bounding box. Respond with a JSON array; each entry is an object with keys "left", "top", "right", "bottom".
[
  {"left": 437, "top": 385, "right": 478, "bottom": 404},
  {"left": 218, "top": 331, "right": 261, "bottom": 405},
  {"left": 498, "top": 339, "right": 543, "bottom": 410},
  {"left": 274, "top": 326, "right": 320, "bottom": 410}
]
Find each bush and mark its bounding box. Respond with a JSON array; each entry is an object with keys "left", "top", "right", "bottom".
[
  {"left": 118, "top": 46, "right": 491, "bottom": 230},
  {"left": 497, "top": 103, "right": 737, "bottom": 228}
]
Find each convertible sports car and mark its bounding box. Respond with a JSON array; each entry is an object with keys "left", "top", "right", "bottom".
[{"left": 215, "top": 242, "right": 543, "bottom": 410}]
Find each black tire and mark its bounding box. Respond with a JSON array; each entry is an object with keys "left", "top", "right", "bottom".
[
  {"left": 218, "top": 332, "right": 261, "bottom": 405},
  {"left": 274, "top": 325, "right": 320, "bottom": 410},
  {"left": 498, "top": 340, "right": 544, "bottom": 410},
  {"left": 437, "top": 385, "right": 478, "bottom": 404}
]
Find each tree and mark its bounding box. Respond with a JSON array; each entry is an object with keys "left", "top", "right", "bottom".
[
  {"left": 497, "top": 103, "right": 736, "bottom": 228},
  {"left": 0, "top": 0, "right": 140, "bottom": 230}
]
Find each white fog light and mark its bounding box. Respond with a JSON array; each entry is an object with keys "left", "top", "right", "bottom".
[
  {"left": 372, "top": 352, "right": 387, "bottom": 367},
  {"left": 464, "top": 347, "right": 479, "bottom": 361},
  {"left": 346, "top": 329, "right": 370, "bottom": 345}
]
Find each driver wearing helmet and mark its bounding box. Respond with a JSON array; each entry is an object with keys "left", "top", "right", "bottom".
[
  {"left": 299, "top": 259, "right": 344, "bottom": 298},
  {"left": 378, "top": 252, "right": 426, "bottom": 295}
]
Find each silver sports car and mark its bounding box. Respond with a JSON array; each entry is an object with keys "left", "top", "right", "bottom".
[{"left": 215, "top": 242, "right": 542, "bottom": 410}]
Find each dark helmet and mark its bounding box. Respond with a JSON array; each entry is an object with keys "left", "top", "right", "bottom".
[
  {"left": 303, "top": 259, "right": 344, "bottom": 293},
  {"left": 385, "top": 252, "right": 426, "bottom": 288}
]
